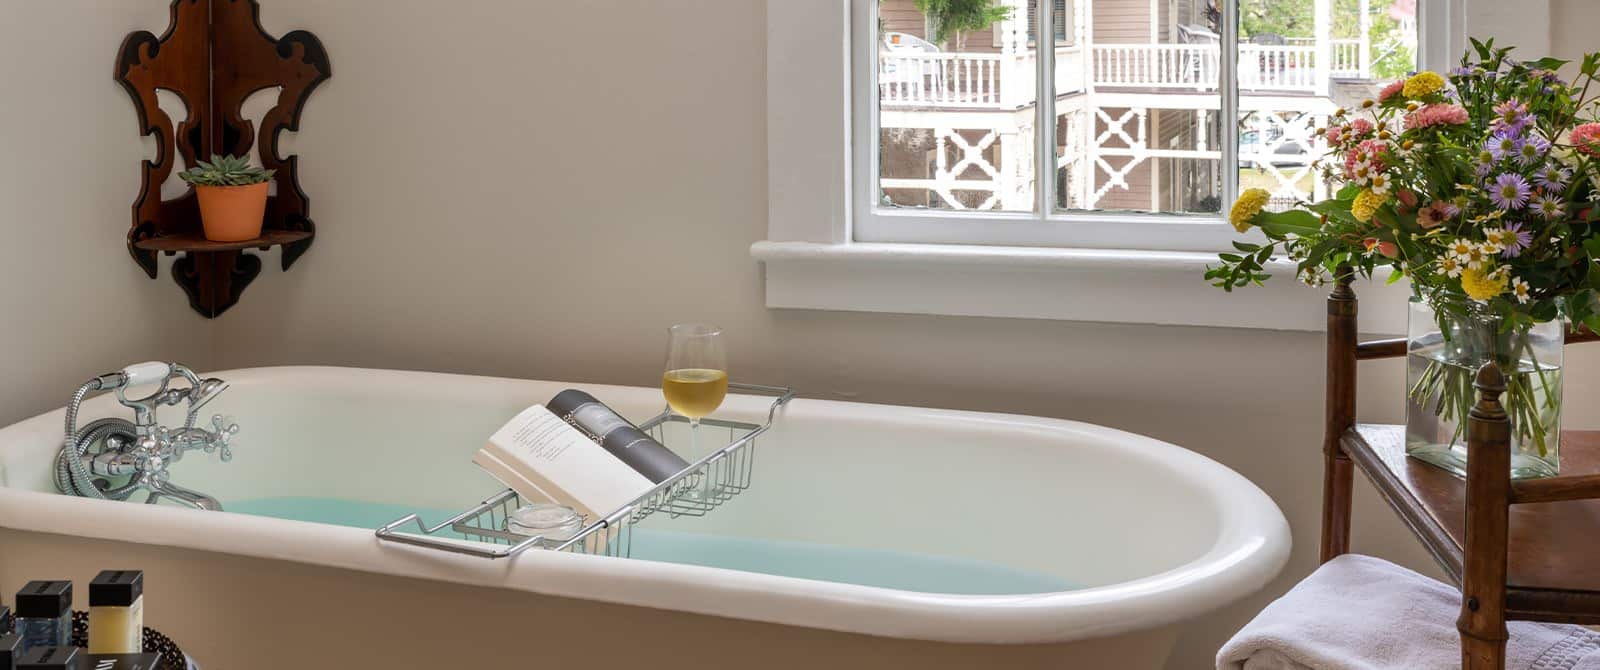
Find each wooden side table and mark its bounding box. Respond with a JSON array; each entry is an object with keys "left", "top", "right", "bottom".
[{"left": 1321, "top": 277, "right": 1600, "bottom": 669}]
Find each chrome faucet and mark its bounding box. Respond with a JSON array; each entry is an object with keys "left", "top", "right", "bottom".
[{"left": 54, "top": 362, "right": 238, "bottom": 511}]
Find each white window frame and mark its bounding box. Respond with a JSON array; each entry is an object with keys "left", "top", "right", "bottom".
[
  {"left": 855, "top": 0, "right": 1240, "bottom": 251},
  {"left": 753, "top": 0, "right": 1472, "bottom": 332}
]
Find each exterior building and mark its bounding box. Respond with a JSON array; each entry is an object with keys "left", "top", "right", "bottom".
[{"left": 877, "top": 0, "right": 1398, "bottom": 214}]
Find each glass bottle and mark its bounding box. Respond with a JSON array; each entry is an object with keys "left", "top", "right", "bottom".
[
  {"left": 13, "top": 581, "right": 71, "bottom": 656},
  {"left": 88, "top": 571, "right": 144, "bottom": 654}
]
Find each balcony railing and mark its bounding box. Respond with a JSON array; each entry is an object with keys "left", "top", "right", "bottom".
[
  {"left": 880, "top": 41, "right": 1370, "bottom": 109},
  {"left": 1091, "top": 44, "right": 1331, "bottom": 92},
  {"left": 878, "top": 46, "right": 1083, "bottom": 109},
  {"left": 879, "top": 52, "right": 1008, "bottom": 108},
  {"left": 1090, "top": 43, "right": 1219, "bottom": 90},
  {"left": 1330, "top": 38, "right": 1365, "bottom": 79}
]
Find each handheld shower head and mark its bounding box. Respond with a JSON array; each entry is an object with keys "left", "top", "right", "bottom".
[{"left": 188, "top": 378, "right": 230, "bottom": 412}]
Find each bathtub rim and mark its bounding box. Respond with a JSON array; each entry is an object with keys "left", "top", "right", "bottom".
[{"left": 0, "top": 365, "right": 1290, "bottom": 645}]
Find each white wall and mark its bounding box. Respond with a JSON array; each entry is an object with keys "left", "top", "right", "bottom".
[
  {"left": 2, "top": 1, "right": 1599, "bottom": 668},
  {"left": 0, "top": 2, "right": 214, "bottom": 424}
]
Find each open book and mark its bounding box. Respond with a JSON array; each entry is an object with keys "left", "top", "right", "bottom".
[{"left": 472, "top": 404, "right": 656, "bottom": 524}]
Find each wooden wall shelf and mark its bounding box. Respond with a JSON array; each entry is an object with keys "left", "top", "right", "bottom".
[
  {"left": 133, "top": 230, "right": 313, "bottom": 254},
  {"left": 116, "top": 0, "right": 330, "bottom": 318}
]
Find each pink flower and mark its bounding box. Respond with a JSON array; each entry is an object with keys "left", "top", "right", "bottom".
[
  {"left": 1356, "top": 139, "right": 1387, "bottom": 169},
  {"left": 1571, "top": 123, "right": 1600, "bottom": 156},
  {"left": 1404, "top": 104, "right": 1469, "bottom": 130},
  {"left": 1396, "top": 189, "right": 1418, "bottom": 208},
  {"left": 1343, "top": 151, "right": 1362, "bottom": 179},
  {"left": 1324, "top": 125, "right": 1344, "bottom": 146},
  {"left": 1349, "top": 119, "right": 1375, "bottom": 138},
  {"left": 1377, "top": 79, "right": 1407, "bottom": 103}
]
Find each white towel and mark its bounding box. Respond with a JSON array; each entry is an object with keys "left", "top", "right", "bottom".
[{"left": 1217, "top": 554, "right": 1600, "bottom": 670}]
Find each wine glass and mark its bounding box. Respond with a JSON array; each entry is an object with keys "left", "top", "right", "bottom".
[{"left": 663, "top": 324, "right": 728, "bottom": 498}]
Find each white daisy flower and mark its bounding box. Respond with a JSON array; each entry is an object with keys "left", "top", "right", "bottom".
[{"left": 1512, "top": 277, "right": 1531, "bottom": 304}]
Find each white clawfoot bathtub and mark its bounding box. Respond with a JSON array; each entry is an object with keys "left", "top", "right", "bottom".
[{"left": 0, "top": 367, "right": 1288, "bottom": 669}]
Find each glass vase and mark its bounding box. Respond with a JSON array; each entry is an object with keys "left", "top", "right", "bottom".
[{"left": 1404, "top": 299, "right": 1563, "bottom": 479}]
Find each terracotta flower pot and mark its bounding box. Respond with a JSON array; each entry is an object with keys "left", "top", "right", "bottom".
[{"left": 194, "top": 182, "right": 269, "bottom": 242}]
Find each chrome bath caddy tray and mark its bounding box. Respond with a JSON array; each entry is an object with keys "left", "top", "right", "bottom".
[{"left": 374, "top": 383, "right": 793, "bottom": 560}]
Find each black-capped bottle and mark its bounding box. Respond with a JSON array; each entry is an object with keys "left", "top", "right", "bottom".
[
  {"left": 89, "top": 571, "right": 144, "bottom": 654},
  {"left": 546, "top": 390, "right": 689, "bottom": 483},
  {"left": 13, "top": 582, "right": 70, "bottom": 655}
]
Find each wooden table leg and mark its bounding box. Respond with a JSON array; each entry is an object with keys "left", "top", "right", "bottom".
[
  {"left": 1458, "top": 363, "right": 1510, "bottom": 670},
  {"left": 1321, "top": 277, "right": 1357, "bottom": 562}
]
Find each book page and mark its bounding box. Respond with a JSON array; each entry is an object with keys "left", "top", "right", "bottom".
[{"left": 477, "top": 405, "right": 655, "bottom": 521}]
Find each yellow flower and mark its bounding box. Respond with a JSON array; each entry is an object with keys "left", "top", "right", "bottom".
[
  {"left": 1229, "top": 188, "right": 1272, "bottom": 233},
  {"left": 1352, "top": 188, "right": 1387, "bottom": 223},
  {"left": 1460, "top": 266, "right": 1507, "bottom": 303},
  {"left": 1402, "top": 71, "right": 1446, "bottom": 98}
]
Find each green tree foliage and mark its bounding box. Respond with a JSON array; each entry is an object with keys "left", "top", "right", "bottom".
[
  {"left": 914, "top": 0, "right": 1012, "bottom": 49},
  {"left": 1239, "top": 0, "right": 1415, "bottom": 79}
]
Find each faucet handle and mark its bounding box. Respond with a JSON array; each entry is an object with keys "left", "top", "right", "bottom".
[{"left": 209, "top": 414, "right": 240, "bottom": 462}]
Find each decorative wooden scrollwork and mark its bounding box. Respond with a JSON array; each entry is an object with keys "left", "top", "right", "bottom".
[{"left": 115, "top": 0, "right": 330, "bottom": 317}]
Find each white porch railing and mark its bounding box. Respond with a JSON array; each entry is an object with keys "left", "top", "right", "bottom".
[
  {"left": 882, "top": 41, "right": 1371, "bottom": 109},
  {"left": 879, "top": 46, "right": 1085, "bottom": 109},
  {"left": 1330, "top": 38, "right": 1364, "bottom": 79},
  {"left": 1237, "top": 44, "right": 1318, "bottom": 91},
  {"left": 879, "top": 52, "right": 1008, "bottom": 108},
  {"left": 1090, "top": 44, "right": 1219, "bottom": 90},
  {"left": 1091, "top": 44, "right": 1328, "bottom": 92}
]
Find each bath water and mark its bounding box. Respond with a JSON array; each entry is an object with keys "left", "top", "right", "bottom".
[{"left": 226, "top": 496, "right": 1074, "bottom": 595}]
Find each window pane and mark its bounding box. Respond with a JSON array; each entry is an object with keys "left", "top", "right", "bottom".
[
  {"left": 1235, "top": 0, "right": 1419, "bottom": 210},
  {"left": 1054, "top": 0, "right": 1224, "bottom": 214},
  {"left": 876, "top": 0, "right": 1038, "bottom": 213}
]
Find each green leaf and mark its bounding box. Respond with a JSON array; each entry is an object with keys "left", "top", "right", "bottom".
[{"left": 1255, "top": 209, "right": 1323, "bottom": 237}]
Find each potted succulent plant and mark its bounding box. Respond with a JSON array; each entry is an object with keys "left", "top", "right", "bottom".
[{"left": 178, "top": 154, "right": 276, "bottom": 242}]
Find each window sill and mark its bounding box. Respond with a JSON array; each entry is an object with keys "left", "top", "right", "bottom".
[{"left": 752, "top": 241, "right": 1410, "bottom": 333}]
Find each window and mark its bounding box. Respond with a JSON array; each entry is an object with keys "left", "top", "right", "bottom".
[{"left": 857, "top": 0, "right": 1419, "bottom": 251}]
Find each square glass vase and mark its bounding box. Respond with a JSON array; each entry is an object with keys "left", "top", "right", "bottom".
[{"left": 1404, "top": 299, "right": 1564, "bottom": 479}]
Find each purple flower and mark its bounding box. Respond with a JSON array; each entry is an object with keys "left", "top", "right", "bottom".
[
  {"left": 1534, "top": 165, "right": 1570, "bottom": 191},
  {"left": 1494, "top": 100, "right": 1531, "bottom": 133},
  {"left": 1518, "top": 134, "right": 1551, "bottom": 165},
  {"left": 1501, "top": 222, "right": 1534, "bottom": 257},
  {"left": 1490, "top": 173, "right": 1532, "bottom": 210},
  {"left": 1475, "top": 150, "right": 1498, "bottom": 176},
  {"left": 1535, "top": 196, "right": 1567, "bottom": 221},
  {"left": 1487, "top": 131, "right": 1523, "bottom": 160}
]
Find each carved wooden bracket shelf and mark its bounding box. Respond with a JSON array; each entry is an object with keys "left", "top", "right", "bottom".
[{"left": 116, "top": 0, "right": 330, "bottom": 317}]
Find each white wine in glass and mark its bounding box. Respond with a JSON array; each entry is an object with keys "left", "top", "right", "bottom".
[
  {"left": 663, "top": 324, "right": 727, "bottom": 499},
  {"left": 662, "top": 367, "right": 729, "bottom": 419}
]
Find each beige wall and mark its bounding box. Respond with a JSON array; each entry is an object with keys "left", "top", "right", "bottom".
[
  {"left": 0, "top": 2, "right": 214, "bottom": 425},
  {"left": 3, "top": 1, "right": 1600, "bottom": 669}
]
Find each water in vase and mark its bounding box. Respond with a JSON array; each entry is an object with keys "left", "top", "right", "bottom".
[{"left": 1405, "top": 344, "right": 1562, "bottom": 480}]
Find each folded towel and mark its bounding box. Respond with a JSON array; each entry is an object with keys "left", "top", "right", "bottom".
[{"left": 1217, "top": 554, "right": 1600, "bottom": 670}]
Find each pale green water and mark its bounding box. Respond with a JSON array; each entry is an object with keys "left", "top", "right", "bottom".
[{"left": 227, "top": 496, "right": 1075, "bottom": 595}]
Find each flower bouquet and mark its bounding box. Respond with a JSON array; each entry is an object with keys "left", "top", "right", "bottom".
[{"left": 1209, "top": 39, "right": 1600, "bottom": 479}]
